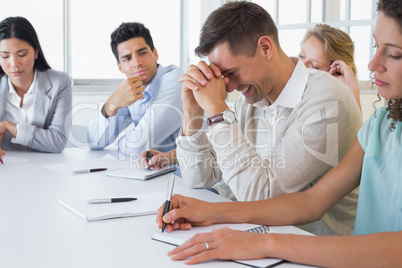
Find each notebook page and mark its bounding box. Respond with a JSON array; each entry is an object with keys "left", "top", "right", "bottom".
[
  {"left": 59, "top": 192, "right": 165, "bottom": 221},
  {"left": 44, "top": 154, "right": 127, "bottom": 174},
  {"left": 106, "top": 166, "right": 176, "bottom": 180},
  {"left": 0, "top": 156, "right": 29, "bottom": 166},
  {"left": 152, "top": 224, "right": 283, "bottom": 267}
]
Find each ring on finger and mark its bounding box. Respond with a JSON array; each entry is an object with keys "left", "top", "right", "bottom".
[{"left": 205, "top": 242, "right": 210, "bottom": 250}]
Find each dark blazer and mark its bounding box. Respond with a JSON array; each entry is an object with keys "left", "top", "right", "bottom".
[{"left": 0, "top": 69, "right": 72, "bottom": 153}]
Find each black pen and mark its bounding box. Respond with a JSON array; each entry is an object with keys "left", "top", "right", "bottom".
[
  {"left": 87, "top": 197, "right": 137, "bottom": 204},
  {"left": 146, "top": 137, "right": 151, "bottom": 170},
  {"left": 162, "top": 175, "right": 175, "bottom": 232},
  {"left": 73, "top": 168, "right": 108, "bottom": 174}
]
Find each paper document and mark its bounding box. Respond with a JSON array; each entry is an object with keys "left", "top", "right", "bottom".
[
  {"left": 0, "top": 156, "right": 29, "bottom": 166},
  {"left": 107, "top": 166, "right": 176, "bottom": 181},
  {"left": 43, "top": 154, "right": 126, "bottom": 174},
  {"left": 59, "top": 192, "right": 165, "bottom": 221},
  {"left": 152, "top": 224, "right": 284, "bottom": 268}
]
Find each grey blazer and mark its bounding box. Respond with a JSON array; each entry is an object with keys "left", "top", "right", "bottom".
[{"left": 0, "top": 69, "right": 72, "bottom": 153}]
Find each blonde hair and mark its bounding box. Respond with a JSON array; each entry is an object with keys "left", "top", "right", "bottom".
[{"left": 301, "top": 24, "right": 357, "bottom": 76}]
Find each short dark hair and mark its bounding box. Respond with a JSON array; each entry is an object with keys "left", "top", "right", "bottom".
[
  {"left": 0, "top": 16, "right": 51, "bottom": 77},
  {"left": 110, "top": 22, "right": 155, "bottom": 62},
  {"left": 195, "top": 1, "right": 279, "bottom": 58}
]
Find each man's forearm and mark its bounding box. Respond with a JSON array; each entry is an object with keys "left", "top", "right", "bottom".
[{"left": 181, "top": 108, "right": 204, "bottom": 136}]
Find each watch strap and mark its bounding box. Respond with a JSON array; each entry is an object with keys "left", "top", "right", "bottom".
[{"left": 206, "top": 113, "right": 224, "bottom": 126}]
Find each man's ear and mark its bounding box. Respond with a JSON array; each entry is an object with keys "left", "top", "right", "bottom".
[
  {"left": 258, "top": 36, "right": 274, "bottom": 60},
  {"left": 153, "top": 48, "right": 159, "bottom": 62},
  {"left": 117, "top": 61, "right": 122, "bottom": 73}
]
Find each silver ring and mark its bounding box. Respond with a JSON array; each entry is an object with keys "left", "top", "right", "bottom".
[{"left": 205, "top": 242, "right": 210, "bottom": 250}]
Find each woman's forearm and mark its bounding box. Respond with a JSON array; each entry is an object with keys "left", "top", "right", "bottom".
[
  {"left": 4, "top": 121, "right": 17, "bottom": 137},
  {"left": 268, "top": 231, "right": 402, "bottom": 267}
]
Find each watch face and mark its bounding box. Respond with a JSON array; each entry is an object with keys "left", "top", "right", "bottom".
[{"left": 223, "top": 110, "right": 236, "bottom": 123}]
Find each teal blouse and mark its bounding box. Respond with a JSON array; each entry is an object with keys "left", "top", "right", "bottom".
[{"left": 354, "top": 107, "right": 402, "bottom": 235}]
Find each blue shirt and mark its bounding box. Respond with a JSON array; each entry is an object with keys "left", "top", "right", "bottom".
[
  {"left": 88, "top": 64, "right": 183, "bottom": 157},
  {"left": 354, "top": 107, "right": 402, "bottom": 235}
]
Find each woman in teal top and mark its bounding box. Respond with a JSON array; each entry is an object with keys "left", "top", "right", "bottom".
[
  {"left": 355, "top": 107, "right": 401, "bottom": 235},
  {"left": 152, "top": 0, "right": 402, "bottom": 267}
]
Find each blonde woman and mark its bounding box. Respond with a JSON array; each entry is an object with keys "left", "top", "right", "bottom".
[{"left": 299, "top": 24, "right": 361, "bottom": 110}]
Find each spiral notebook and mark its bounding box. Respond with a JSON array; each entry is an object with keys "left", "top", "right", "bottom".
[
  {"left": 59, "top": 192, "right": 165, "bottom": 222},
  {"left": 152, "top": 223, "right": 284, "bottom": 268}
]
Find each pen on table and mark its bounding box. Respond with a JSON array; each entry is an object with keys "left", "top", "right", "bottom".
[
  {"left": 0, "top": 159, "right": 3, "bottom": 164},
  {"left": 87, "top": 197, "right": 137, "bottom": 204},
  {"left": 162, "top": 174, "right": 175, "bottom": 232},
  {"left": 72, "top": 168, "right": 108, "bottom": 174},
  {"left": 146, "top": 137, "right": 151, "bottom": 170}
]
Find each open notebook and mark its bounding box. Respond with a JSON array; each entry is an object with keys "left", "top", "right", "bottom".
[
  {"left": 59, "top": 192, "right": 165, "bottom": 222},
  {"left": 152, "top": 224, "right": 284, "bottom": 268}
]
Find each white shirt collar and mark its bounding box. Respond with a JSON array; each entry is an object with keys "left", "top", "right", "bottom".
[
  {"left": 254, "top": 58, "right": 309, "bottom": 111},
  {"left": 8, "top": 69, "right": 37, "bottom": 97}
]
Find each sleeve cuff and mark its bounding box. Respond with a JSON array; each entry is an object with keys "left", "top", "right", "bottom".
[
  {"left": 12, "top": 122, "right": 35, "bottom": 146},
  {"left": 96, "top": 104, "right": 112, "bottom": 127},
  {"left": 206, "top": 121, "right": 227, "bottom": 137},
  {"left": 176, "top": 127, "right": 210, "bottom": 152},
  {"left": 206, "top": 121, "right": 242, "bottom": 150}
]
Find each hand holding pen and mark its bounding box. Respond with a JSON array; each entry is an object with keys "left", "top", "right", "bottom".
[
  {"left": 146, "top": 138, "right": 151, "bottom": 170},
  {"left": 156, "top": 191, "right": 215, "bottom": 233},
  {"left": 162, "top": 175, "right": 175, "bottom": 232},
  {"left": 139, "top": 149, "right": 176, "bottom": 170}
]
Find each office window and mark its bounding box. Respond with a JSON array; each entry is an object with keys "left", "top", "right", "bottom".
[
  {"left": 0, "top": 0, "right": 64, "bottom": 71},
  {"left": 278, "top": 0, "right": 307, "bottom": 25},
  {"left": 351, "top": 0, "right": 374, "bottom": 20},
  {"left": 70, "top": 0, "right": 181, "bottom": 80},
  {"left": 187, "top": 0, "right": 203, "bottom": 65},
  {"left": 1, "top": 0, "right": 377, "bottom": 88},
  {"left": 252, "top": 0, "right": 376, "bottom": 82},
  {"left": 184, "top": 0, "right": 224, "bottom": 66},
  {"left": 1, "top": 0, "right": 181, "bottom": 84},
  {"left": 311, "top": 0, "right": 324, "bottom": 22}
]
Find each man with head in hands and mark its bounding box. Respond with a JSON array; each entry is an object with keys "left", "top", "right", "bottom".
[
  {"left": 176, "top": 1, "right": 362, "bottom": 236},
  {"left": 88, "top": 22, "right": 183, "bottom": 158}
]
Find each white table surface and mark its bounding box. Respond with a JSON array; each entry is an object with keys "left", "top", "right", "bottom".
[{"left": 0, "top": 148, "right": 314, "bottom": 268}]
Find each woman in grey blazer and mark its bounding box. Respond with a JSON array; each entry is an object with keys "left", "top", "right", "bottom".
[{"left": 0, "top": 17, "right": 72, "bottom": 161}]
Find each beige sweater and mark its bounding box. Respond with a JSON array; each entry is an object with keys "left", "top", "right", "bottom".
[{"left": 177, "top": 69, "right": 362, "bottom": 236}]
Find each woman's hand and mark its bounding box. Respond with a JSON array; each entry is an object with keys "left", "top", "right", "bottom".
[
  {"left": 168, "top": 227, "right": 272, "bottom": 265},
  {"left": 0, "top": 148, "right": 5, "bottom": 162},
  {"left": 329, "top": 60, "right": 357, "bottom": 89},
  {"left": 329, "top": 60, "right": 361, "bottom": 110},
  {"left": 156, "top": 194, "right": 217, "bottom": 232},
  {"left": 0, "top": 122, "right": 7, "bottom": 162}
]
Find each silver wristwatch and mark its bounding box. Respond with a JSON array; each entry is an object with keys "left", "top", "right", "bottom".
[{"left": 206, "top": 109, "right": 236, "bottom": 126}]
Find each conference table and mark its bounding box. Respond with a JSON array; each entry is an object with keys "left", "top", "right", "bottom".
[{"left": 0, "top": 148, "right": 315, "bottom": 268}]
